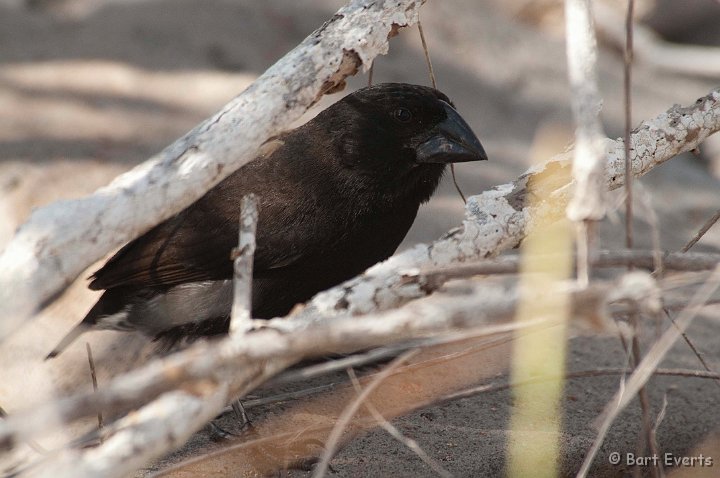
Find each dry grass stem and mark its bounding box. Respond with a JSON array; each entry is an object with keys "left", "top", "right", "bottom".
[
  {"left": 312, "top": 350, "right": 419, "bottom": 477},
  {"left": 681, "top": 209, "right": 720, "bottom": 253},
  {"left": 85, "top": 342, "right": 103, "bottom": 436},
  {"left": 347, "top": 368, "right": 453, "bottom": 478}
]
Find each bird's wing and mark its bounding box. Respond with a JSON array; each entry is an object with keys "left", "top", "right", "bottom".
[
  {"left": 88, "top": 200, "right": 238, "bottom": 290},
  {"left": 89, "top": 148, "right": 324, "bottom": 291}
]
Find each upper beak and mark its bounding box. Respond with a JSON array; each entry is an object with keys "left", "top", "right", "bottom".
[{"left": 416, "top": 101, "right": 488, "bottom": 164}]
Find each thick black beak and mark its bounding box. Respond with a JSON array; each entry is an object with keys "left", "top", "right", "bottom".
[{"left": 416, "top": 101, "right": 488, "bottom": 164}]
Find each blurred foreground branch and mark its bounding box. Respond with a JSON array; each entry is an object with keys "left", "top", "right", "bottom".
[
  {"left": 2, "top": 269, "right": 685, "bottom": 477},
  {"left": 564, "top": 0, "right": 607, "bottom": 223}
]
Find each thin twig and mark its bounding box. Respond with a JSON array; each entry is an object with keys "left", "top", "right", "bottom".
[
  {"left": 437, "top": 367, "right": 720, "bottom": 406},
  {"left": 243, "top": 383, "right": 341, "bottom": 409},
  {"left": 615, "top": 322, "right": 641, "bottom": 478},
  {"left": 249, "top": 335, "right": 515, "bottom": 410},
  {"left": 632, "top": 184, "right": 663, "bottom": 276},
  {"left": 681, "top": 209, "right": 720, "bottom": 252},
  {"left": 347, "top": 368, "right": 453, "bottom": 478},
  {"left": 367, "top": 60, "right": 374, "bottom": 87},
  {"left": 409, "top": 250, "right": 720, "bottom": 293},
  {"left": 418, "top": 18, "right": 467, "bottom": 204},
  {"left": 229, "top": 194, "right": 258, "bottom": 335},
  {"left": 663, "top": 308, "right": 720, "bottom": 390},
  {"left": 576, "top": 221, "right": 590, "bottom": 287},
  {"left": 629, "top": 318, "right": 659, "bottom": 478},
  {"left": 417, "top": 21, "right": 436, "bottom": 89},
  {"left": 650, "top": 394, "right": 668, "bottom": 478},
  {"left": 227, "top": 194, "right": 259, "bottom": 429},
  {"left": 85, "top": 342, "right": 103, "bottom": 436},
  {"left": 270, "top": 337, "right": 444, "bottom": 385},
  {"left": 564, "top": 0, "right": 608, "bottom": 290},
  {"left": 245, "top": 366, "right": 720, "bottom": 415},
  {"left": 312, "top": 350, "right": 419, "bottom": 478},
  {"left": 624, "top": 0, "right": 635, "bottom": 252},
  {"left": 271, "top": 331, "right": 515, "bottom": 387}
]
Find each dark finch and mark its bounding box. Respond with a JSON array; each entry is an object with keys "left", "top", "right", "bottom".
[{"left": 47, "top": 83, "right": 487, "bottom": 358}]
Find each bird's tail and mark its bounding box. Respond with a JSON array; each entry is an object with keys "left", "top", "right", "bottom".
[
  {"left": 45, "top": 288, "right": 134, "bottom": 360},
  {"left": 45, "top": 322, "right": 92, "bottom": 360}
]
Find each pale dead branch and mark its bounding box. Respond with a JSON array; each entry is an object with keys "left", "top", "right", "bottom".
[
  {"left": 563, "top": 0, "right": 608, "bottom": 287},
  {"left": 622, "top": 0, "right": 636, "bottom": 253},
  {"left": 0, "top": 281, "right": 529, "bottom": 451},
  {"left": 564, "top": 0, "right": 607, "bottom": 222},
  {"left": 295, "top": 87, "right": 720, "bottom": 322},
  {"left": 229, "top": 194, "right": 258, "bottom": 335},
  {"left": 0, "top": 271, "right": 700, "bottom": 456},
  {"left": 22, "top": 387, "right": 228, "bottom": 478},
  {"left": 0, "top": 0, "right": 428, "bottom": 341},
  {"left": 408, "top": 250, "right": 720, "bottom": 292}
]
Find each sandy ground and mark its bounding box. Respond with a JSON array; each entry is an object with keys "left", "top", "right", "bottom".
[{"left": 1, "top": 0, "right": 720, "bottom": 476}]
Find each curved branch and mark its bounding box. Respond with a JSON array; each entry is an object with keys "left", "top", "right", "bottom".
[
  {"left": 0, "top": 0, "right": 427, "bottom": 341},
  {"left": 295, "top": 87, "right": 720, "bottom": 320}
]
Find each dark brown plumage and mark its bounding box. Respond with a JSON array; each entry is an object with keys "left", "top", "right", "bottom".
[{"left": 47, "top": 83, "right": 487, "bottom": 358}]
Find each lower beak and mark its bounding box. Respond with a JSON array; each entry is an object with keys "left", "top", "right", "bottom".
[{"left": 416, "top": 102, "right": 488, "bottom": 164}]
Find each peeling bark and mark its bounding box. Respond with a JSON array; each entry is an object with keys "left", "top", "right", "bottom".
[{"left": 295, "top": 87, "right": 720, "bottom": 320}]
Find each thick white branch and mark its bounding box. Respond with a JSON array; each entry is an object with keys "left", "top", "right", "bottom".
[
  {"left": 0, "top": 281, "right": 551, "bottom": 452},
  {"left": 2, "top": 271, "right": 681, "bottom": 477},
  {"left": 23, "top": 388, "right": 228, "bottom": 478},
  {"left": 0, "top": 0, "right": 427, "bottom": 341},
  {"left": 296, "top": 87, "right": 720, "bottom": 320}
]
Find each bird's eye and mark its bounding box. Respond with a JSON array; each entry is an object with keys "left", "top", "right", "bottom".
[{"left": 393, "top": 107, "right": 413, "bottom": 123}]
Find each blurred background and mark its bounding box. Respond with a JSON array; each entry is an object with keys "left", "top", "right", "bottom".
[{"left": 1, "top": 0, "right": 719, "bottom": 476}]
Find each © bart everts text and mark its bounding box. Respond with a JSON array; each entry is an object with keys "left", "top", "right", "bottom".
[{"left": 615, "top": 453, "right": 713, "bottom": 467}]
